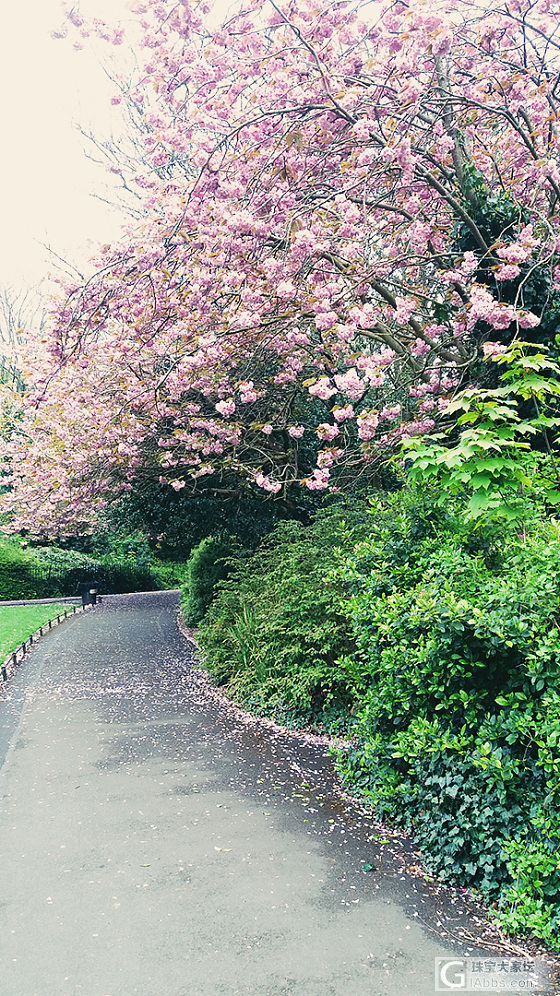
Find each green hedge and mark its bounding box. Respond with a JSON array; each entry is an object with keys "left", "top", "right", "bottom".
[
  {"left": 181, "top": 535, "right": 241, "bottom": 626},
  {"left": 0, "top": 540, "right": 52, "bottom": 600},
  {"left": 335, "top": 491, "right": 560, "bottom": 949},
  {"left": 197, "top": 502, "right": 370, "bottom": 729},
  {"left": 195, "top": 487, "right": 560, "bottom": 949},
  {"left": 0, "top": 537, "right": 186, "bottom": 599}
]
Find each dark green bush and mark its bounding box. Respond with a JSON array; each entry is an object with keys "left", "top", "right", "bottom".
[
  {"left": 335, "top": 490, "right": 560, "bottom": 949},
  {"left": 102, "top": 484, "right": 297, "bottom": 561},
  {"left": 197, "top": 502, "right": 371, "bottom": 726},
  {"left": 0, "top": 537, "right": 181, "bottom": 600},
  {"left": 0, "top": 539, "right": 51, "bottom": 599},
  {"left": 178, "top": 482, "right": 560, "bottom": 948},
  {"left": 31, "top": 545, "right": 163, "bottom": 595},
  {"left": 181, "top": 535, "right": 241, "bottom": 626}
]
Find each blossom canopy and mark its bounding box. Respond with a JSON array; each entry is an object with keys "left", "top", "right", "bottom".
[{"left": 3, "top": 0, "right": 560, "bottom": 534}]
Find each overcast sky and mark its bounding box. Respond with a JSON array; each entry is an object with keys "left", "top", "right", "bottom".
[
  {"left": 0, "top": 1, "right": 231, "bottom": 299},
  {"left": 0, "top": 0, "right": 143, "bottom": 294}
]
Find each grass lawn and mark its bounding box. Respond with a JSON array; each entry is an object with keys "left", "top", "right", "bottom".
[{"left": 0, "top": 604, "right": 68, "bottom": 659}]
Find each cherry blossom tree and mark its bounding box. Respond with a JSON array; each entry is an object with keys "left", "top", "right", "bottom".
[{"left": 2, "top": 0, "right": 560, "bottom": 535}]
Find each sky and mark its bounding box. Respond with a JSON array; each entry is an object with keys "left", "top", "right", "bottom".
[
  {"left": 0, "top": 0, "right": 235, "bottom": 299},
  {"left": 0, "top": 0, "right": 141, "bottom": 295}
]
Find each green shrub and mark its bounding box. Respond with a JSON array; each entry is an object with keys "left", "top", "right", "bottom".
[
  {"left": 197, "top": 502, "right": 370, "bottom": 727},
  {"left": 179, "top": 482, "right": 560, "bottom": 948},
  {"left": 181, "top": 535, "right": 241, "bottom": 626},
  {"left": 498, "top": 807, "right": 560, "bottom": 948},
  {"left": 31, "top": 545, "right": 162, "bottom": 595},
  {"left": 150, "top": 560, "right": 187, "bottom": 589},
  {"left": 335, "top": 490, "right": 560, "bottom": 949},
  {"left": 0, "top": 538, "right": 51, "bottom": 600},
  {"left": 0, "top": 537, "right": 179, "bottom": 600}
]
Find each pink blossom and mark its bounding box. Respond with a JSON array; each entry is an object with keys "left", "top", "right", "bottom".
[
  {"left": 317, "top": 449, "right": 335, "bottom": 468},
  {"left": 288, "top": 425, "right": 305, "bottom": 438},
  {"left": 315, "top": 311, "right": 338, "bottom": 331},
  {"left": 191, "top": 465, "right": 214, "bottom": 479},
  {"left": 517, "top": 310, "right": 541, "bottom": 329},
  {"left": 431, "top": 27, "right": 453, "bottom": 56},
  {"left": 239, "top": 380, "right": 258, "bottom": 403},
  {"left": 333, "top": 404, "right": 355, "bottom": 423},
  {"left": 286, "top": 329, "right": 310, "bottom": 346},
  {"left": 316, "top": 423, "right": 340, "bottom": 441},
  {"left": 494, "top": 264, "right": 521, "bottom": 281},
  {"left": 419, "top": 399, "right": 436, "bottom": 413},
  {"left": 497, "top": 245, "right": 528, "bottom": 264},
  {"left": 349, "top": 304, "right": 376, "bottom": 329},
  {"left": 230, "top": 310, "right": 260, "bottom": 330},
  {"left": 308, "top": 377, "right": 337, "bottom": 401},
  {"left": 394, "top": 297, "right": 416, "bottom": 324},
  {"left": 66, "top": 10, "right": 85, "bottom": 27},
  {"left": 215, "top": 399, "right": 236, "bottom": 416},
  {"left": 357, "top": 149, "right": 375, "bottom": 167},
  {"left": 334, "top": 367, "right": 365, "bottom": 400},
  {"left": 442, "top": 251, "right": 478, "bottom": 283},
  {"left": 408, "top": 222, "right": 432, "bottom": 252},
  {"left": 290, "top": 229, "right": 319, "bottom": 261},
  {"left": 10, "top": 0, "right": 560, "bottom": 537},
  {"left": 352, "top": 119, "right": 372, "bottom": 141},
  {"left": 467, "top": 287, "right": 517, "bottom": 331},
  {"left": 482, "top": 342, "right": 509, "bottom": 357},
  {"left": 400, "top": 418, "right": 436, "bottom": 438},
  {"left": 410, "top": 338, "right": 431, "bottom": 357},
  {"left": 303, "top": 468, "right": 331, "bottom": 491},
  {"left": 254, "top": 472, "right": 282, "bottom": 493},
  {"left": 380, "top": 404, "right": 402, "bottom": 421},
  {"left": 357, "top": 412, "right": 379, "bottom": 440},
  {"left": 276, "top": 280, "right": 296, "bottom": 298},
  {"left": 497, "top": 228, "right": 536, "bottom": 264}
]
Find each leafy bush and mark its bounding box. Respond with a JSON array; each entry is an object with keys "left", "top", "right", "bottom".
[
  {"left": 179, "top": 480, "right": 560, "bottom": 948},
  {"left": 403, "top": 341, "right": 560, "bottom": 525},
  {"left": 181, "top": 535, "right": 241, "bottom": 626},
  {"left": 197, "top": 502, "right": 370, "bottom": 727},
  {"left": 0, "top": 538, "right": 51, "bottom": 600},
  {"left": 0, "top": 537, "right": 182, "bottom": 600},
  {"left": 335, "top": 490, "right": 560, "bottom": 949},
  {"left": 150, "top": 560, "right": 187, "bottom": 589},
  {"left": 31, "top": 545, "right": 162, "bottom": 595}
]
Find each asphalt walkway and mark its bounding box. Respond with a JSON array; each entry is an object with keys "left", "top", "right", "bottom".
[{"left": 0, "top": 591, "right": 552, "bottom": 996}]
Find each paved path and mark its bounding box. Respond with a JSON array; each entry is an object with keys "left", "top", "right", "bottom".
[{"left": 0, "top": 591, "right": 548, "bottom": 996}]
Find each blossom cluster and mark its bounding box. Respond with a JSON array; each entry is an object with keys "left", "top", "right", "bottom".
[{"left": 3, "top": 0, "right": 559, "bottom": 531}]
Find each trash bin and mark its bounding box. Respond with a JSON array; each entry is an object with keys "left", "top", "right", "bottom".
[{"left": 77, "top": 581, "right": 98, "bottom": 606}]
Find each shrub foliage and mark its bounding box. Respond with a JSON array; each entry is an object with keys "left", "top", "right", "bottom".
[
  {"left": 0, "top": 536, "right": 184, "bottom": 600},
  {"left": 336, "top": 491, "right": 560, "bottom": 949},
  {"left": 194, "top": 487, "right": 560, "bottom": 950},
  {"left": 197, "top": 503, "right": 370, "bottom": 727},
  {"left": 181, "top": 535, "right": 241, "bottom": 626}
]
